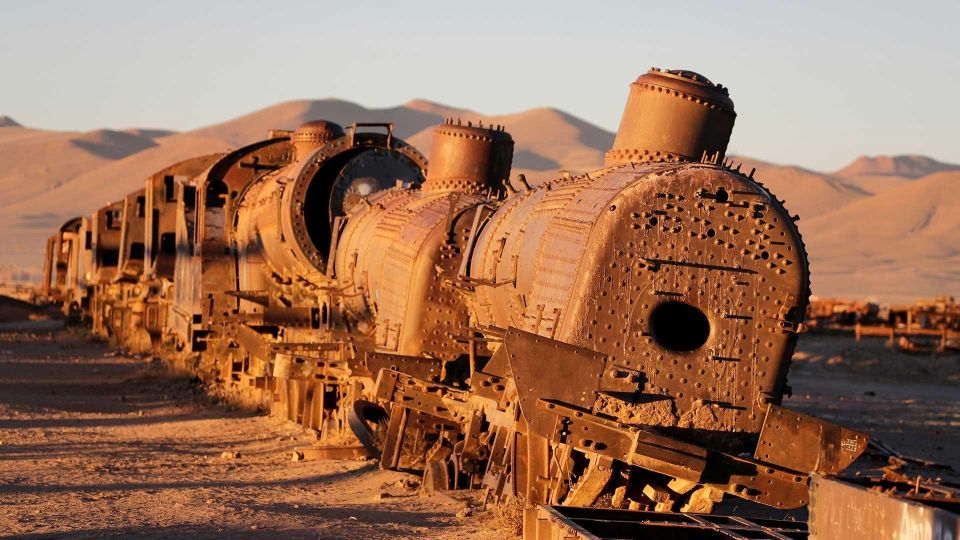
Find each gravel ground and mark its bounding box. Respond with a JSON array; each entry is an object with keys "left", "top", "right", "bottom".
[
  {"left": 787, "top": 332, "right": 960, "bottom": 472},
  {"left": 0, "top": 330, "right": 506, "bottom": 539},
  {"left": 0, "top": 329, "right": 956, "bottom": 539}
]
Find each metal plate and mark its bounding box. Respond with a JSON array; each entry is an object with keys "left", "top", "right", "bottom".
[
  {"left": 755, "top": 405, "right": 868, "bottom": 475},
  {"left": 504, "top": 327, "right": 606, "bottom": 436},
  {"left": 525, "top": 505, "right": 807, "bottom": 540},
  {"left": 809, "top": 475, "right": 960, "bottom": 540}
]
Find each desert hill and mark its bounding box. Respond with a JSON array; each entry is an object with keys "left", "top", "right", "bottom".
[
  {"left": 803, "top": 170, "right": 960, "bottom": 300},
  {"left": 122, "top": 128, "right": 178, "bottom": 139},
  {"left": 1, "top": 134, "right": 231, "bottom": 223},
  {"left": 0, "top": 116, "right": 22, "bottom": 127},
  {"left": 190, "top": 99, "right": 454, "bottom": 147},
  {"left": 830, "top": 155, "right": 960, "bottom": 196},
  {"left": 189, "top": 99, "right": 612, "bottom": 182},
  {"left": 404, "top": 99, "right": 481, "bottom": 119},
  {"left": 0, "top": 98, "right": 610, "bottom": 225},
  {"left": 407, "top": 107, "right": 614, "bottom": 182},
  {"left": 0, "top": 126, "right": 163, "bottom": 211},
  {"left": 0, "top": 98, "right": 613, "bottom": 275},
  {"left": 729, "top": 157, "right": 871, "bottom": 220},
  {"left": 835, "top": 155, "right": 960, "bottom": 179},
  {"left": 0, "top": 100, "right": 957, "bottom": 302}
]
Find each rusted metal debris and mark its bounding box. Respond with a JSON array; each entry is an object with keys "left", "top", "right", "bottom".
[
  {"left": 38, "top": 67, "right": 953, "bottom": 537},
  {"left": 292, "top": 445, "right": 372, "bottom": 461},
  {"left": 525, "top": 505, "right": 808, "bottom": 539},
  {"left": 528, "top": 474, "right": 960, "bottom": 540},
  {"left": 807, "top": 296, "right": 960, "bottom": 352},
  {"left": 809, "top": 474, "right": 959, "bottom": 540},
  {"left": 806, "top": 297, "right": 880, "bottom": 328}
]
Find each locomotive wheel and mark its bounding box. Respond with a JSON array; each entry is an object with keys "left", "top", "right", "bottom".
[
  {"left": 422, "top": 459, "right": 452, "bottom": 494},
  {"left": 348, "top": 399, "right": 389, "bottom": 458}
]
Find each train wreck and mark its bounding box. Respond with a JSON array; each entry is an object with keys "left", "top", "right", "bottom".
[{"left": 37, "top": 68, "right": 959, "bottom": 538}]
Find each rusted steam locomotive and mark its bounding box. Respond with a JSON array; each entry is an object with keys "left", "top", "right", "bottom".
[{"left": 42, "top": 68, "right": 872, "bottom": 531}]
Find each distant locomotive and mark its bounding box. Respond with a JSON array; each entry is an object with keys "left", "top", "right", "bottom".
[
  {"left": 168, "top": 120, "right": 427, "bottom": 436},
  {"left": 41, "top": 68, "right": 867, "bottom": 526}
]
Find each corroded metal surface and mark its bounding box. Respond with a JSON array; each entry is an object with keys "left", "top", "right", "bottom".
[
  {"left": 40, "top": 67, "right": 939, "bottom": 537},
  {"left": 605, "top": 68, "right": 736, "bottom": 166},
  {"left": 421, "top": 119, "right": 513, "bottom": 193},
  {"left": 468, "top": 162, "right": 810, "bottom": 443},
  {"left": 755, "top": 405, "right": 867, "bottom": 475},
  {"left": 41, "top": 217, "right": 85, "bottom": 315},
  {"left": 809, "top": 475, "right": 960, "bottom": 540},
  {"left": 116, "top": 188, "right": 147, "bottom": 283},
  {"left": 91, "top": 155, "right": 223, "bottom": 351},
  {"left": 525, "top": 505, "right": 808, "bottom": 540},
  {"left": 291, "top": 120, "right": 345, "bottom": 160},
  {"left": 174, "top": 121, "right": 428, "bottom": 439},
  {"left": 88, "top": 200, "right": 123, "bottom": 338},
  {"left": 807, "top": 296, "right": 960, "bottom": 352},
  {"left": 167, "top": 135, "right": 296, "bottom": 365}
]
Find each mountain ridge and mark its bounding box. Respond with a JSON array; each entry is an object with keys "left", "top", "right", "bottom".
[
  {"left": 0, "top": 99, "right": 957, "bottom": 302},
  {"left": 834, "top": 154, "right": 960, "bottom": 179},
  {"left": 0, "top": 115, "right": 21, "bottom": 127}
]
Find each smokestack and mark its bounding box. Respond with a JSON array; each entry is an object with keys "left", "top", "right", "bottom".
[
  {"left": 292, "top": 120, "right": 345, "bottom": 161},
  {"left": 421, "top": 119, "right": 514, "bottom": 194},
  {"left": 605, "top": 68, "right": 736, "bottom": 167}
]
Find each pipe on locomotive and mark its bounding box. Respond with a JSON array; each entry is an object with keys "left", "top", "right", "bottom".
[{"left": 420, "top": 119, "right": 514, "bottom": 194}]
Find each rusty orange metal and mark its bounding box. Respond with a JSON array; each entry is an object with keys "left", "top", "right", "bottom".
[{"left": 41, "top": 67, "right": 954, "bottom": 537}]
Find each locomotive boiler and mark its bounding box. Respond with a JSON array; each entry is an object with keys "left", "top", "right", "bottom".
[
  {"left": 167, "top": 120, "right": 428, "bottom": 438},
  {"left": 334, "top": 119, "right": 514, "bottom": 361}
]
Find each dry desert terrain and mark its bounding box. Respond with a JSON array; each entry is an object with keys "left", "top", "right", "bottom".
[{"left": 0, "top": 327, "right": 957, "bottom": 538}]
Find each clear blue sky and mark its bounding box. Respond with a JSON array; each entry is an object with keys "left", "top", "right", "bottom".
[{"left": 2, "top": 0, "right": 957, "bottom": 171}]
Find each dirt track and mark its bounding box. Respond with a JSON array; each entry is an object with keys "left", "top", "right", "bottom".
[
  {"left": 0, "top": 330, "right": 957, "bottom": 538},
  {"left": 0, "top": 331, "right": 505, "bottom": 539}
]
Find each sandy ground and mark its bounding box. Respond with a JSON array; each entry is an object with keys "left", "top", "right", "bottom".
[
  {"left": 0, "top": 330, "right": 507, "bottom": 539},
  {"left": 787, "top": 332, "right": 960, "bottom": 472},
  {"left": 0, "top": 329, "right": 957, "bottom": 539}
]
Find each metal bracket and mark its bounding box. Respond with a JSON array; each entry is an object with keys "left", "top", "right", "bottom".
[
  {"left": 347, "top": 123, "right": 394, "bottom": 148},
  {"left": 755, "top": 404, "right": 868, "bottom": 475}
]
